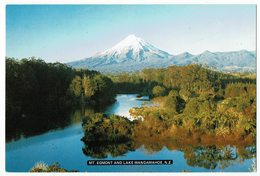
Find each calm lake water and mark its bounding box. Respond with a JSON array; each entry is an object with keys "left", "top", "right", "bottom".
[{"left": 6, "top": 94, "right": 256, "bottom": 172}]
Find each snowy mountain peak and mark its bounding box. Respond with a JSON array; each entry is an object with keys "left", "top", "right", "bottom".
[
  {"left": 95, "top": 34, "right": 172, "bottom": 62},
  {"left": 106, "top": 34, "right": 146, "bottom": 53},
  {"left": 122, "top": 34, "right": 143, "bottom": 43}
]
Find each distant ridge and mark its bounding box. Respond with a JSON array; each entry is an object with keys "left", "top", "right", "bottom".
[{"left": 68, "top": 35, "right": 256, "bottom": 73}]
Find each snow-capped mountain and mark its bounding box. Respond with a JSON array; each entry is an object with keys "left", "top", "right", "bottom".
[
  {"left": 96, "top": 34, "right": 171, "bottom": 62},
  {"left": 69, "top": 35, "right": 172, "bottom": 70},
  {"left": 68, "top": 35, "right": 256, "bottom": 73}
]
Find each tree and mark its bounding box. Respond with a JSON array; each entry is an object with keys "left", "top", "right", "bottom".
[
  {"left": 152, "top": 85, "right": 166, "bottom": 97},
  {"left": 179, "top": 89, "right": 192, "bottom": 102},
  {"left": 82, "top": 75, "right": 95, "bottom": 98},
  {"left": 69, "top": 76, "right": 82, "bottom": 98}
]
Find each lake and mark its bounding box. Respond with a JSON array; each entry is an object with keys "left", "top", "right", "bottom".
[{"left": 6, "top": 94, "right": 256, "bottom": 172}]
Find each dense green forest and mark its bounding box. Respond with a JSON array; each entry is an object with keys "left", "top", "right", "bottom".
[
  {"left": 6, "top": 58, "right": 256, "bottom": 144},
  {"left": 6, "top": 57, "right": 115, "bottom": 140},
  {"left": 82, "top": 64, "right": 256, "bottom": 145},
  {"left": 109, "top": 64, "right": 255, "bottom": 97}
]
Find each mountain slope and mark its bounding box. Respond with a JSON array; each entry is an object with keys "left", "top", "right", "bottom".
[
  {"left": 68, "top": 35, "right": 256, "bottom": 73},
  {"left": 196, "top": 50, "right": 256, "bottom": 72}
]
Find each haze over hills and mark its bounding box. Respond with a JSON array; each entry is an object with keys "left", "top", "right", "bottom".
[{"left": 68, "top": 35, "right": 256, "bottom": 73}]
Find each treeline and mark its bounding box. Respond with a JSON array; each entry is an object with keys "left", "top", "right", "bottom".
[
  {"left": 69, "top": 72, "right": 115, "bottom": 107},
  {"left": 110, "top": 64, "right": 255, "bottom": 97},
  {"left": 6, "top": 57, "right": 115, "bottom": 140}
]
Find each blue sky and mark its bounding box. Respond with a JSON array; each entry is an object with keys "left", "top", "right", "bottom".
[{"left": 6, "top": 5, "right": 256, "bottom": 62}]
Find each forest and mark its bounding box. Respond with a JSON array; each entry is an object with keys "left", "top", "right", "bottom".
[
  {"left": 6, "top": 57, "right": 115, "bottom": 140},
  {"left": 6, "top": 58, "right": 256, "bottom": 144},
  {"left": 83, "top": 64, "right": 256, "bottom": 144}
]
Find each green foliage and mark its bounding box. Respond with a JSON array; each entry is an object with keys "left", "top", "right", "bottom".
[
  {"left": 91, "top": 74, "right": 116, "bottom": 104},
  {"left": 109, "top": 72, "right": 145, "bottom": 94},
  {"left": 225, "top": 83, "right": 256, "bottom": 98},
  {"left": 164, "top": 94, "right": 179, "bottom": 114},
  {"left": 152, "top": 85, "right": 166, "bottom": 97},
  {"left": 69, "top": 76, "right": 82, "bottom": 97},
  {"left": 111, "top": 64, "right": 255, "bottom": 98},
  {"left": 68, "top": 72, "right": 116, "bottom": 105},
  {"left": 7, "top": 57, "right": 256, "bottom": 143},
  {"left": 82, "top": 75, "right": 95, "bottom": 98},
  {"left": 118, "top": 65, "right": 256, "bottom": 138},
  {"left": 6, "top": 58, "right": 75, "bottom": 119},
  {"left": 160, "top": 90, "right": 185, "bottom": 115},
  {"left": 6, "top": 57, "right": 116, "bottom": 140},
  {"left": 82, "top": 113, "right": 133, "bottom": 142},
  {"left": 183, "top": 98, "right": 200, "bottom": 117},
  {"left": 179, "top": 89, "right": 192, "bottom": 101},
  {"left": 168, "top": 90, "right": 179, "bottom": 97}
]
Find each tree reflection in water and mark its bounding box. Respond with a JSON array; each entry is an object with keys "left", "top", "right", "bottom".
[
  {"left": 186, "top": 145, "right": 255, "bottom": 170},
  {"left": 184, "top": 145, "right": 237, "bottom": 169},
  {"left": 82, "top": 139, "right": 256, "bottom": 170},
  {"left": 82, "top": 141, "right": 135, "bottom": 159}
]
